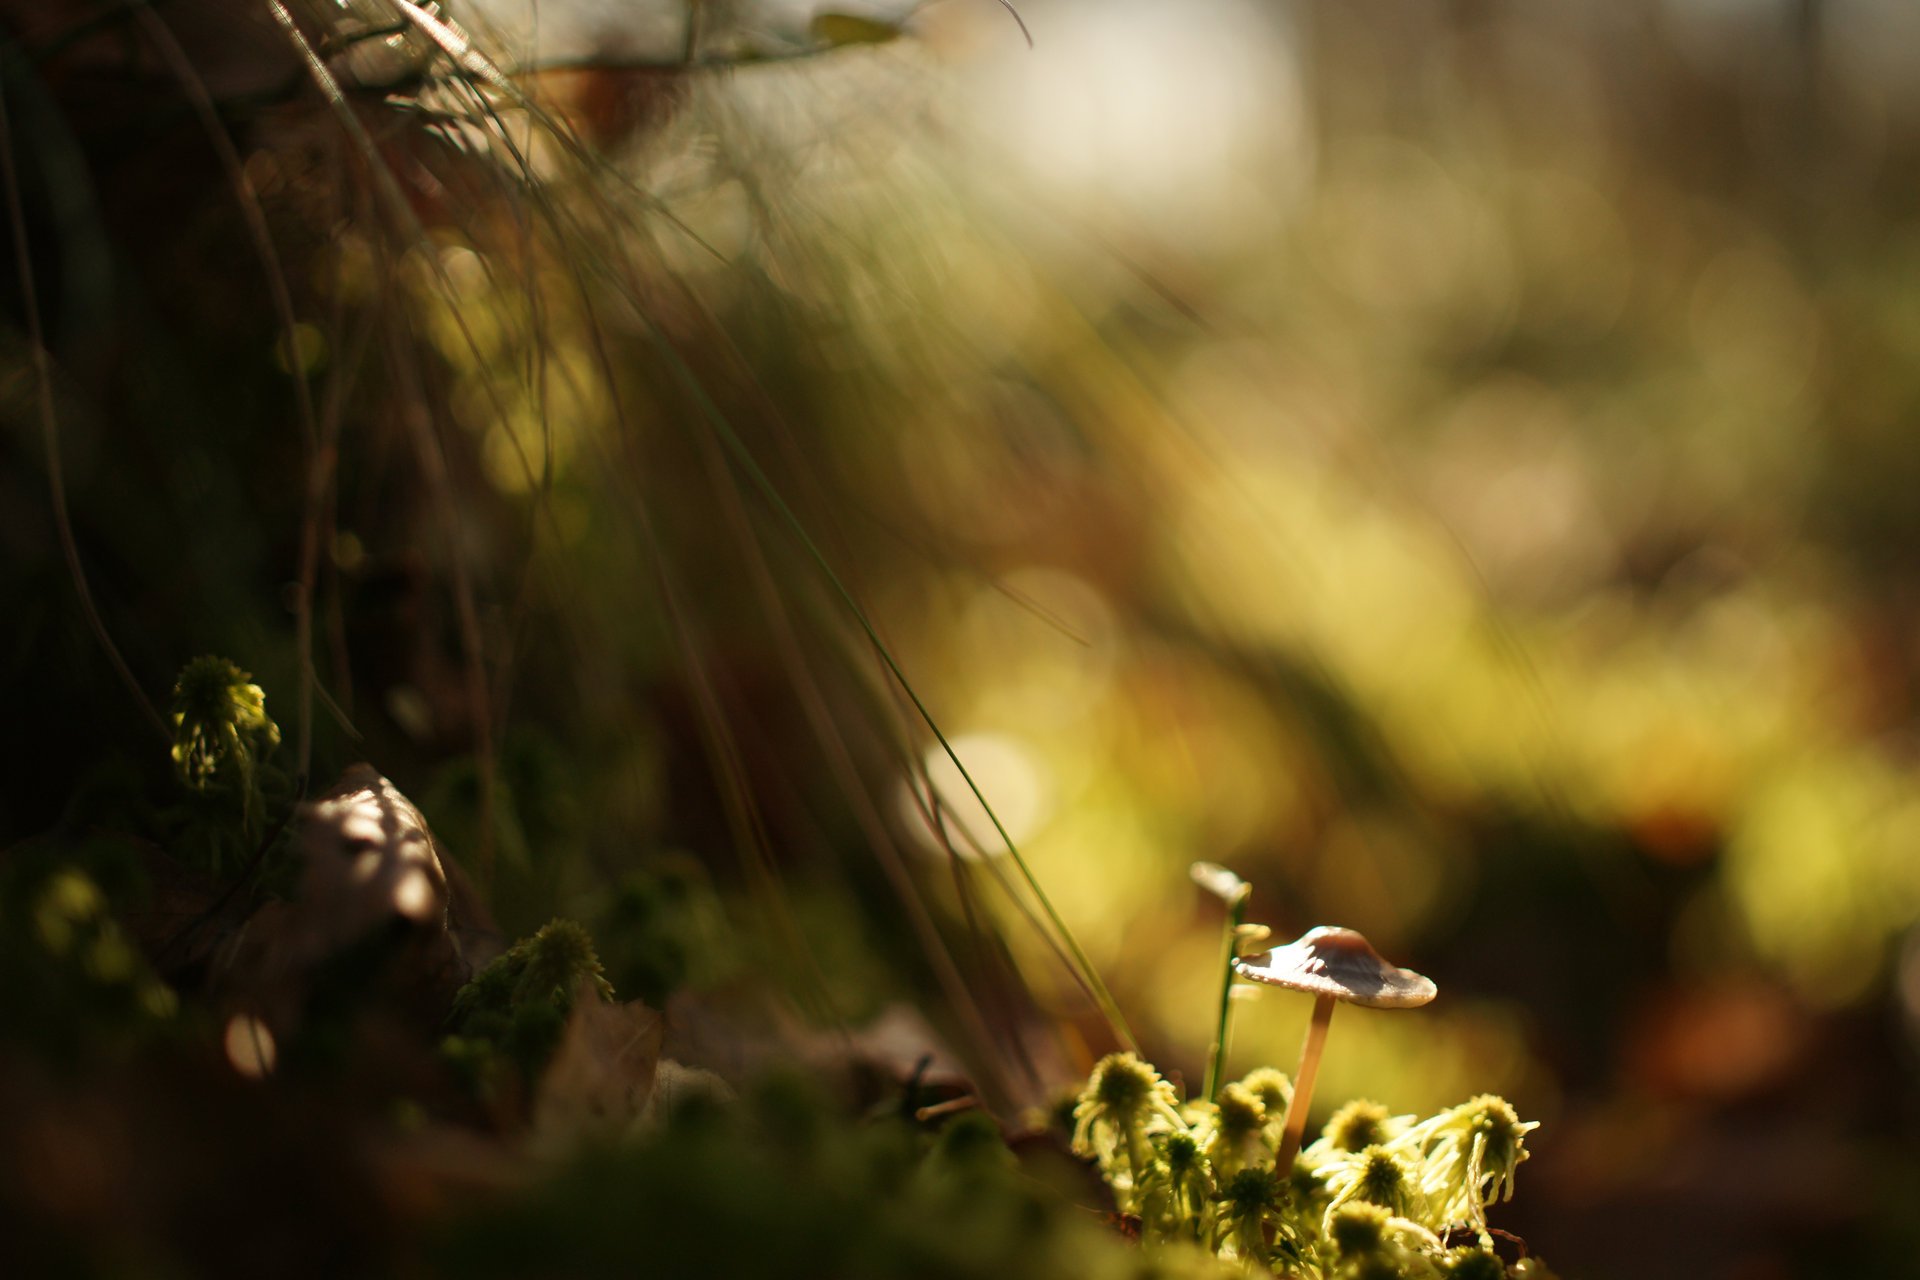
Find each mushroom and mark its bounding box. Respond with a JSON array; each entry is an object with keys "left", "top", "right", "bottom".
[{"left": 1233, "top": 926, "right": 1436, "bottom": 1173}]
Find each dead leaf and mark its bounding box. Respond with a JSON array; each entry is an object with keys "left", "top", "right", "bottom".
[
  {"left": 529, "top": 980, "right": 665, "bottom": 1152},
  {"left": 203, "top": 765, "right": 489, "bottom": 1037},
  {"left": 296, "top": 764, "right": 449, "bottom": 946},
  {"left": 640, "top": 1059, "right": 734, "bottom": 1125}
]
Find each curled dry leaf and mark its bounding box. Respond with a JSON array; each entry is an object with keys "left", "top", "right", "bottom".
[
  {"left": 297, "top": 764, "right": 450, "bottom": 945},
  {"left": 639, "top": 1059, "right": 734, "bottom": 1125},
  {"left": 210, "top": 765, "right": 494, "bottom": 1036},
  {"left": 529, "top": 978, "right": 666, "bottom": 1153}
]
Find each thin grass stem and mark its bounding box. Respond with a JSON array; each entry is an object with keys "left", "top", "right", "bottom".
[{"left": 1202, "top": 887, "right": 1249, "bottom": 1103}]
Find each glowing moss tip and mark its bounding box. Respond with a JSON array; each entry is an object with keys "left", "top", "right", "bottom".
[
  {"left": 1326, "top": 1099, "right": 1394, "bottom": 1152},
  {"left": 1214, "top": 1082, "right": 1267, "bottom": 1139},
  {"left": 1328, "top": 1201, "right": 1391, "bottom": 1259},
  {"left": 1444, "top": 1247, "right": 1510, "bottom": 1280},
  {"left": 1159, "top": 1130, "right": 1202, "bottom": 1170},
  {"left": 1211, "top": 1165, "right": 1287, "bottom": 1263},
  {"left": 1236, "top": 1066, "right": 1293, "bottom": 1117},
  {"left": 1353, "top": 1147, "right": 1412, "bottom": 1209},
  {"left": 1455, "top": 1094, "right": 1531, "bottom": 1177},
  {"left": 514, "top": 918, "right": 616, "bottom": 1006},
  {"left": 445, "top": 918, "right": 618, "bottom": 1087},
  {"left": 1071, "top": 1052, "right": 1188, "bottom": 1211},
  {"left": 1326, "top": 1144, "right": 1416, "bottom": 1224},
  {"left": 1415, "top": 1092, "right": 1540, "bottom": 1230},
  {"left": 1090, "top": 1053, "right": 1159, "bottom": 1110},
  {"left": 1216, "top": 1165, "right": 1284, "bottom": 1216},
  {"left": 169, "top": 655, "right": 280, "bottom": 792},
  {"left": 1068, "top": 1044, "right": 1552, "bottom": 1270}
]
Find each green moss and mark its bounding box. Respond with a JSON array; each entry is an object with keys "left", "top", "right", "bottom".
[
  {"left": 445, "top": 918, "right": 616, "bottom": 1086},
  {"left": 1325, "top": 1100, "right": 1393, "bottom": 1153}
]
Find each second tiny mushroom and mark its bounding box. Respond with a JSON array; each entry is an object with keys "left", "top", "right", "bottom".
[{"left": 1233, "top": 926, "right": 1437, "bottom": 1174}]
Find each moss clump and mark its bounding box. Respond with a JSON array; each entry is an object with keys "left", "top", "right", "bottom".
[
  {"left": 1068, "top": 1051, "right": 1545, "bottom": 1276},
  {"left": 445, "top": 918, "right": 615, "bottom": 1084},
  {"left": 1324, "top": 1100, "right": 1394, "bottom": 1153},
  {"left": 169, "top": 657, "right": 279, "bottom": 802},
  {"left": 1328, "top": 1202, "right": 1390, "bottom": 1259},
  {"left": 0, "top": 860, "right": 177, "bottom": 1059},
  {"left": 1237, "top": 1066, "right": 1292, "bottom": 1119},
  {"left": 159, "top": 657, "right": 299, "bottom": 878}
]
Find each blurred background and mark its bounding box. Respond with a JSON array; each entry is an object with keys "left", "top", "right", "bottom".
[{"left": 6, "top": 0, "right": 1920, "bottom": 1274}]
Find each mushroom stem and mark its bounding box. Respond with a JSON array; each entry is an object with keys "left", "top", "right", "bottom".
[{"left": 1275, "top": 993, "right": 1335, "bottom": 1173}]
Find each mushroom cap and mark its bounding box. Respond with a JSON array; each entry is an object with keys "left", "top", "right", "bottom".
[{"left": 1233, "top": 926, "right": 1437, "bottom": 1009}]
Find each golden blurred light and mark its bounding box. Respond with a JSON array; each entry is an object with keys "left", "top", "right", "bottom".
[
  {"left": 1116, "top": 657, "right": 1304, "bottom": 854},
  {"left": 955, "top": 568, "right": 1118, "bottom": 729},
  {"left": 894, "top": 380, "right": 1078, "bottom": 547},
  {"left": 654, "top": 177, "right": 754, "bottom": 276},
  {"left": 1511, "top": 169, "right": 1633, "bottom": 343},
  {"left": 1143, "top": 929, "right": 1232, "bottom": 1056},
  {"left": 900, "top": 730, "right": 1052, "bottom": 859},
  {"left": 1688, "top": 243, "right": 1821, "bottom": 410},
  {"left": 437, "top": 242, "right": 490, "bottom": 297},
  {"left": 1308, "top": 817, "right": 1454, "bottom": 951},
  {"left": 1304, "top": 138, "right": 1516, "bottom": 345},
  {"left": 1024, "top": 798, "right": 1170, "bottom": 968},
  {"left": 1725, "top": 752, "right": 1920, "bottom": 1007},
  {"left": 224, "top": 1015, "right": 278, "bottom": 1080},
  {"left": 965, "top": 0, "right": 1307, "bottom": 244},
  {"left": 1425, "top": 375, "right": 1616, "bottom": 601},
  {"left": 1826, "top": 0, "right": 1920, "bottom": 118},
  {"left": 297, "top": 0, "right": 1920, "bottom": 1154}
]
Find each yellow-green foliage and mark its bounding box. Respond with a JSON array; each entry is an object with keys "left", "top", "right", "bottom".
[
  {"left": 169, "top": 656, "right": 280, "bottom": 799},
  {"left": 445, "top": 918, "right": 617, "bottom": 1089},
  {"left": 1070, "top": 1057, "right": 1542, "bottom": 1279}
]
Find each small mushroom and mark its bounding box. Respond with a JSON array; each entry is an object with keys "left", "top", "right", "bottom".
[{"left": 1233, "top": 926, "right": 1436, "bottom": 1173}]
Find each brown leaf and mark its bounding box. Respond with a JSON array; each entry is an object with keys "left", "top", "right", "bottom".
[
  {"left": 529, "top": 981, "right": 665, "bottom": 1152},
  {"left": 296, "top": 764, "right": 450, "bottom": 947},
  {"left": 640, "top": 1059, "right": 734, "bottom": 1124},
  {"left": 207, "top": 765, "right": 487, "bottom": 1036}
]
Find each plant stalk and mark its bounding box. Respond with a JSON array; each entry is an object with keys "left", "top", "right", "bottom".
[{"left": 1202, "top": 887, "right": 1250, "bottom": 1102}]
